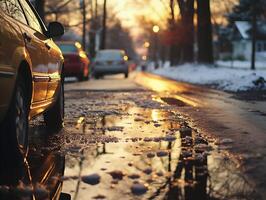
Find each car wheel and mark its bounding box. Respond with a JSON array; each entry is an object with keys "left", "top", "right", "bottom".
[
  {"left": 83, "top": 74, "right": 89, "bottom": 81},
  {"left": 77, "top": 74, "right": 84, "bottom": 82},
  {"left": 44, "top": 80, "right": 64, "bottom": 131},
  {"left": 125, "top": 73, "right": 128, "bottom": 79},
  {"left": 0, "top": 75, "right": 29, "bottom": 156},
  {"left": 94, "top": 73, "right": 100, "bottom": 79}
]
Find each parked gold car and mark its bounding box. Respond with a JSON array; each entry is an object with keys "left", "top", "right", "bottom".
[{"left": 0, "top": 0, "right": 64, "bottom": 153}]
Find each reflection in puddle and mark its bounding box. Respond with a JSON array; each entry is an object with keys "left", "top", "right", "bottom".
[
  {"left": 0, "top": 135, "right": 68, "bottom": 200},
  {"left": 0, "top": 91, "right": 258, "bottom": 200},
  {"left": 60, "top": 91, "right": 257, "bottom": 200}
]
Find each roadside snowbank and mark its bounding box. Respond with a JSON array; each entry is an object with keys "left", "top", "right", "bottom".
[{"left": 152, "top": 64, "right": 266, "bottom": 92}]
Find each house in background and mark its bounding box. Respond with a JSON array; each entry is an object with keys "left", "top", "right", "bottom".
[{"left": 232, "top": 21, "right": 266, "bottom": 61}]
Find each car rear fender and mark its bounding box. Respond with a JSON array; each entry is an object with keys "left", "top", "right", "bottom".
[
  {"left": 19, "top": 52, "right": 33, "bottom": 106},
  {"left": 0, "top": 46, "right": 33, "bottom": 122},
  {"left": 12, "top": 47, "right": 33, "bottom": 103}
]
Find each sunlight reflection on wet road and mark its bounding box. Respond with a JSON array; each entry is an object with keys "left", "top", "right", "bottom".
[
  {"left": 0, "top": 74, "right": 259, "bottom": 200},
  {"left": 58, "top": 88, "right": 256, "bottom": 200}
]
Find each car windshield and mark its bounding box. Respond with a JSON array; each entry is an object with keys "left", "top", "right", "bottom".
[
  {"left": 58, "top": 44, "right": 77, "bottom": 53},
  {"left": 96, "top": 51, "right": 123, "bottom": 61}
]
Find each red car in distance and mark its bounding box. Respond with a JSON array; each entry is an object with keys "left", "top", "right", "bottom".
[{"left": 57, "top": 41, "right": 90, "bottom": 81}]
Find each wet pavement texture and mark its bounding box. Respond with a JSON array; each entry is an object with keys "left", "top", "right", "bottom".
[{"left": 0, "top": 74, "right": 262, "bottom": 200}]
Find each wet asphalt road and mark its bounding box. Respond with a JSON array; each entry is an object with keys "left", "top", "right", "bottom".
[{"left": 1, "top": 72, "right": 265, "bottom": 200}]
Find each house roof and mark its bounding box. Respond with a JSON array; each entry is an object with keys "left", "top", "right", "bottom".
[
  {"left": 234, "top": 21, "right": 266, "bottom": 40},
  {"left": 235, "top": 21, "right": 251, "bottom": 39}
]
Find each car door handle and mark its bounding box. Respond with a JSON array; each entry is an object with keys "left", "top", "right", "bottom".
[
  {"left": 45, "top": 43, "right": 51, "bottom": 50},
  {"left": 23, "top": 33, "right": 32, "bottom": 43}
]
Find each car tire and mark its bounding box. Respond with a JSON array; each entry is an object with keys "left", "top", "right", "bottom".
[
  {"left": 44, "top": 80, "right": 64, "bottom": 131},
  {"left": 94, "top": 73, "right": 100, "bottom": 79},
  {"left": 84, "top": 73, "right": 89, "bottom": 81},
  {"left": 0, "top": 75, "right": 29, "bottom": 156},
  {"left": 125, "top": 73, "right": 128, "bottom": 79},
  {"left": 77, "top": 74, "right": 84, "bottom": 82}
]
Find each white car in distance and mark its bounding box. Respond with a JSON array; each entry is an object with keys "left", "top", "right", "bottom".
[{"left": 93, "top": 49, "right": 129, "bottom": 79}]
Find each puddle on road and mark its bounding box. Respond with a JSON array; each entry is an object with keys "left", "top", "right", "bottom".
[
  {"left": 0, "top": 91, "right": 258, "bottom": 200},
  {"left": 160, "top": 97, "right": 187, "bottom": 107},
  {"left": 59, "top": 91, "right": 257, "bottom": 200}
]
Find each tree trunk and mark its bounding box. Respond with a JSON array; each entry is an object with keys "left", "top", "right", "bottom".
[
  {"left": 251, "top": 9, "right": 257, "bottom": 70},
  {"left": 175, "top": 0, "right": 195, "bottom": 63},
  {"left": 182, "top": 0, "right": 194, "bottom": 63},
  {"left": 81, "top": 0, "right": 86, "bottom": 50},
  {"left": 89, "top": 32, "right": 96, "bottom": 58},
  {"left": 35, "top": 0, "right": 45, "bottom": 23},
  {"left": 197, "top": 0, "right": 213, "bottom": 64},
  {"left": 170, "top": 45, "right": 181, "bottom": 66},
  {"left": 169, "top": 0, "right": 176, "bottom": 66},
  {"left": 100, "top": 0, "right": 107, "bottom": 50}
]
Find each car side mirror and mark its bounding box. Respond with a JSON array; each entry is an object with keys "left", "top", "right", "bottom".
[{"left": 47, "top": 22, "right": 64, "bottom": 38}]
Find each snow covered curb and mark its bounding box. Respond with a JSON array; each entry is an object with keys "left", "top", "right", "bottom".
[{"left": 151, "top": 64, "right": 266, "bottom": 92}]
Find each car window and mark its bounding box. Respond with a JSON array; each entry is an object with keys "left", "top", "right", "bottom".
[
  {"left": 4, "top": 0, "right": 27, "bottom": 24},
  {"left": 96, "top": 51, "right": 123, "bottom": 61},
  {"left": 58, "top": 44, "right": 77, "bottom": 53},
  {"left": 18, "top": 0, "right": 43, "bottom": 33}
]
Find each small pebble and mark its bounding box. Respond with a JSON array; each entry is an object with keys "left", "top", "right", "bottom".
[
  {"left": 131, "top": 183, "right": 148, "bottom": 195},
  {"left": 82, "top": 174, "right": 101, "bottom": 185}
]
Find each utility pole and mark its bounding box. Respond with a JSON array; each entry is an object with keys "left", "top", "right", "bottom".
[
  {"left": 100, "top": 0, "right": 107, "bottom": 50},
  {"left": 95, "top": 0, "right": 98, "bottom": 18},
  {"left": 89, "top": 0, "right": 98, "bottom": 58},
  {"left": 81, "top": 0, "right": 87, "bottom": 51},
  {"left": 251, "top": 6, "right": 257, "bottom": 70}
]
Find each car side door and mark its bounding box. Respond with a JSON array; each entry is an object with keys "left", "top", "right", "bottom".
[
  {"left": 18, "top": 0, "right": 61, "bottom": 102},
  {"left": 14, "top": 0, "right": 49, "bottom": 103},
  {"left": 0, "top": 1, "right": 25, "bottom": 119}
]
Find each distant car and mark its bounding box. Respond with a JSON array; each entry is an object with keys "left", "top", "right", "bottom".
[
  {"left": 0, "top": 0, "right": 64, "bottom": 153},
  {"left": 93, "top": 49, "right": 129, "bottom": 79},
  {"left": 57, "top": 41, "right": 90, "bottom": 81}
]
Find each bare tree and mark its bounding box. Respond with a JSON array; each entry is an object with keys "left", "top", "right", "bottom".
[
  {"left": 197, "top": 0, "right": 214, "bottom": 64},
  {"left": 178, "top": 0, "right": 194, "bottom": 63},
  {"left": 169, "top": 0, "right": 179, "bottom": 66},
  {"left": 89, "top": 0, "right": 99, "bottom": 58},
  {"left": 100, "top": 0, "right": 107, "bottom": 49},
  {"left": 81, "top": 0, "right": 87, "bottom": 50}
]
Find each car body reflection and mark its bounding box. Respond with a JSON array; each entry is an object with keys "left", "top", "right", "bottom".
[{"left": 0, "top": 140, "right": 70, "bottom": 200}]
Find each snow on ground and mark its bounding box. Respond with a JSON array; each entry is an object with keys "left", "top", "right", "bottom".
[{"left": 151, "top": 63, "right": 266, "bottom": 92}]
